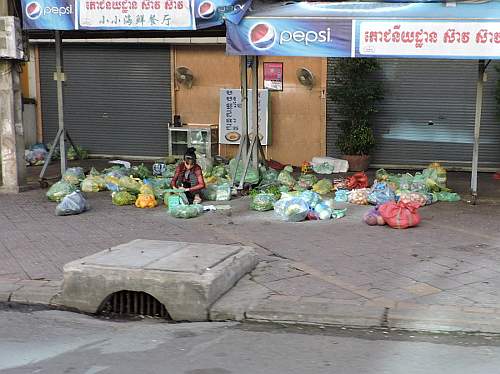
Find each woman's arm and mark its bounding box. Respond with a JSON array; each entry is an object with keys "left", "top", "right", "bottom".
[{"left": 170, "top": 164, "right": 182, "bottom": 188}]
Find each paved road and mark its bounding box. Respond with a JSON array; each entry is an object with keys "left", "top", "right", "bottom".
[{"left": 1, "top": 306, "right": 500, "bottom": 374}]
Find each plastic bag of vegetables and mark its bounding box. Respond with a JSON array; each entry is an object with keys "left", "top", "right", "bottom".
[
  {"left": 297, "top": 174, "right": 318, "bottom": 190},
  {"left": 203, "top": 183, "right": 231, "bottom": 201},
  {"left": 312, "top": 162, "right": 334, "bottom": 175},
  {"left": 312, "top": 179, "right": 333, "bottom": 195},
  {"left": 55, "top": 191, "right": 89, "bottom": 216},
  {"left": 46, "top": 180, "right": 77, "bottom": 202},
  {"left": 375, "top": 169, "right": 390, "bottom": 182},
  {"left": 80, "top": 176, "right": 106, "bottom": 193},
  {"left": 62, "top": 167, "right": 85, "bottom": 186},
  {"left": 434, "top": 191, "right": 460, "bottom": 202},
  {"left": 313, "top": 201, "right": 332, "bottom": 220},
  {"left": 135, "top": 194, "right": 158, "bottom": 208},
  {"left": 169, "top": 204, "right": 203, "bottom": 219},
  {"left": 300, "top": 190, "right": 321, "bottom": 208},
  {"left": 139, "top": 183, "right": 154, "bottom": 196},
  {"left": 260, "top": 168, "right": 279, "bottom": 185},
  {"left": 118, "top": 176, "right": 142, "bottom": 194},
  {"left": 112, "top": 191, "right": 137, "bottom": 206},
  {"left": 348, "top": 189, "right": 369, "bottom": 205},
  {"left": 162, "top": 164, "right": 178, "bottom": 178},
  {"left": 368, "top": 182, "right": 395, "bottom": 205},
  {"left": 274, "top": 197, "right": 309, "bottom": 222},
  {"left": 131, "top": 163, "right": 152, "bottom": 180},
  {"left": 250, "top": 193, "right": 276, "bottom": 212},
  {"left": 398, "top": 191, "right": 428, "bottom": 207},
  {"left": 229, "top": 158, "right": 259, "bottom": 185},
  {"left": 278, "top": 166, "right": 296, "bottom": 188}
]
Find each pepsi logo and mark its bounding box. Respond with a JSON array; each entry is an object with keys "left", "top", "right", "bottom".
[
  {"left": 26, "top": 1, "right": 42, "bottom": 20},
  {"left": 248, "top": 23, "right": 276, "bottom": 50},
  {"left": 198, "top": 1, "right": 216, "bottom": 19}
]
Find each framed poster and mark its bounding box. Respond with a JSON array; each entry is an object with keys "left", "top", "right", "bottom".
[{"left": 263, "top": 62, "right": 283, "bottom": 91}]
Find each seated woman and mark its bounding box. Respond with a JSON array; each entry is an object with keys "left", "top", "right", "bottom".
[{"left": 170, "top": 147, "right": 206, "bottom": 204}]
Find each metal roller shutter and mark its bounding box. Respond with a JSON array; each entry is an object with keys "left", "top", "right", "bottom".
[
  {"left": 39, "top": 44, "right": 171, "bottom": 157},
  {"left": 327, "top": 58, "right": 500, "bottom": 170}
]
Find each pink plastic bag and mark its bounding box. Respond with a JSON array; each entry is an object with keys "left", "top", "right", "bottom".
[{"left": 379, "top": 201, "right": 421, "bottom": 229}]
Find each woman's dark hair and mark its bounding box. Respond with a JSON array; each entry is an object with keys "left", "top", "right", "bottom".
[{"left": 184, "top": 147, "right": 197, "bottom": 162}]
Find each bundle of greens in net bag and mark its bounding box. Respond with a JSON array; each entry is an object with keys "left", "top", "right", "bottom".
[
  {"left": 46, "top": 180, "right": 77, "bottom": 202},
  {"left": 169, "top": 204, "right": 203, "bottom": 219},
  {"left": 112, "top": 191, "right": 137, "bottom": 206},
  {"left": 250, "top": 193, "right": 276, "bottom": 211},
  {"left": 229, "top": 159, "right": 260, "bottom": 185},
  {"left": 62, "top": 167, "right": 85, "bottom": 186},
  {"left": 278, "top": 166, "right": 296, "bottom": 188}
]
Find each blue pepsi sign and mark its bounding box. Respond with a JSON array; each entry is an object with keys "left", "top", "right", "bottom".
[{"left": 226, "top": 19, "right": 352, "bottom": 57}]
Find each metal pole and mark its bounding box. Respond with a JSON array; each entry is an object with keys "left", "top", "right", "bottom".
[
  {"left": 55, "top": 30, "right": 66, "bottom": 175},
  {"left": 231, "top": 56, "right": 249, "bottom": 187},
  {"left": 470, "top": 60, "right": 485, "bottom": 203},
  {"left": 251, "top": 55, "right": 259, "bottom": 169},
  {"left": 241, "top": 56, "right": 249, "bottom": 159}
]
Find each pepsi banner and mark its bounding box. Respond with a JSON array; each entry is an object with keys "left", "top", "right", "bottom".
[
  {"left": 227, "top": 18, "right": 500, "bottom": 59},
  {"left": 22, "top": 0, "right": 251, "bottom": 30},
  {"left": 226, "top": 19, "right": 353, "bottom": 57}
]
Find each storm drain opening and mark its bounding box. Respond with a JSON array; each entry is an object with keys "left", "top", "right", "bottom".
[{"left": 98, "top": 290, "right": 171, "bottom": 320}]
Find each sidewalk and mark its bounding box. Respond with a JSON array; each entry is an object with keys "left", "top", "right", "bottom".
[{"left": 0, "top": 175, "right": 499, "bottom": 332}]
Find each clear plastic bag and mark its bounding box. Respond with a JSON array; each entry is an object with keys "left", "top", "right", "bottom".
[
  {"left": 297, "top": 174, "right": 318, "bottom": 190},
  {"left": 277, "top": 166, "right": 296, "bottom": 188},
  {"left": 300, "top": 190, "right": 321, "bottom": 208},
  {"left": 118, "top": 176, "right": 142, "bottom": 194},
  {"left": 80, "top": 176, "right": 106, "bottom": 193},
  {"left": 46, "top": 180, "right": 77, "bottom": 202},
  {"left": 203, "top": 183, "right": 231, "bottom": 201},
  {"left": 312, "top": 162, "right": 334, "bottom": 175},
  {"left": 312, "top": 179, "right": 333, "bottom": 195},
  {"left": 55, "top": 191, "right": 89, "bottom": 216},
  {"left": 274, "top": 198, "right": 309, "bottom": 222},
  {"left": 250, "top": 193, "right": 276, "bottom": 212},
  {"left": 368, "top": 182, "right": 395, "bottom": 205},
  {"left": 313, "top": 202, "right": 332, "bottom": 220},
  {"left": 335, "top": 189, "right": 349, "bottom": 203},
  {"left": 229, "top": 159, "right": 260, "bottom": 185},
  {"left": 169, "top": 204, "right": 203, "bottom": 219},
  {"left": 62, "top": 167, "right": 85, "bottom": 186}
]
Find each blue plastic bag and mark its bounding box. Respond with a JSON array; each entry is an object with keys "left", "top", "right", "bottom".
[{"left": 368, "top": 182, "right": 396, "bottom": 205}]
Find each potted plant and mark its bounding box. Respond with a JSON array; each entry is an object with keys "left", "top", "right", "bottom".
[{"left": 328, "top": 58, "right": 384, "bottom": 171}]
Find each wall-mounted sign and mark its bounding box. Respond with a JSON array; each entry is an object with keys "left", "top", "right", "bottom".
[
  {"left": 263, "top": 62, "right": 283, "bottom": 91},
  {"left": 219, "top": 88, "right": 270, "bottom": 145},
  {"left": 21, "top": 0, "right": 251, "bottom": 30}
]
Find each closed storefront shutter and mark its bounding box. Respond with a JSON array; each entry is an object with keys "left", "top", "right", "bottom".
[
  {"left": 39, "top": 44, "right": 171, "bottom": 157},
  {"left": 327, "top": 58, "right": 500, "bottom": 170}
]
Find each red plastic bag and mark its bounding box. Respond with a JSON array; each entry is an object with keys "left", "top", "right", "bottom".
[
  {"left": 347, "top": 172, "right": 369, "bottom": 190},
  {"left": 378, "top": 201, "right": 421, "bottom": 229}
]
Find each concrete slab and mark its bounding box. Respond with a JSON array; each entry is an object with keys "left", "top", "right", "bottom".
[{"left": 59, "top": 240, "right": 258, "bottom": 321}]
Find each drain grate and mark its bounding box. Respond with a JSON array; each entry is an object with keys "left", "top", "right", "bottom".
[{"left": 99, "top": 290, "right": 171, "bottom": 319}]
